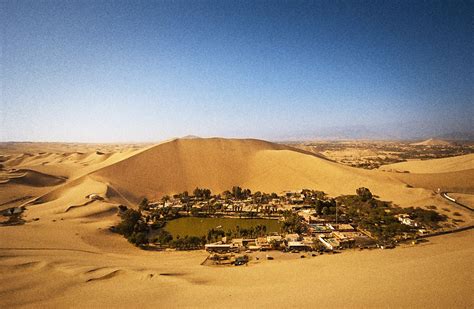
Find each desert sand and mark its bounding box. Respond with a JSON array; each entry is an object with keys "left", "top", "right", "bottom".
[{"left": 1, "top": 138, "right": 473, "bottom": 308}]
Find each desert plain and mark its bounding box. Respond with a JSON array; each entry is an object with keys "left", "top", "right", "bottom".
[{"left": 1, "top": 138, "right": 473, "bottom": 308}]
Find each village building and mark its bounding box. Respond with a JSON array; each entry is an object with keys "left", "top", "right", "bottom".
[
  {"left": 309, "top": 224, "right": 332, "bottom": 234},
  {"left": 266, "top": 235, "right": 283, "bottom": 249},
  {"left": 328, "top": 223, "right": 355, "bottom": 232},
  {"left": 205, "top": 242, "right": 239, "bottom": 253},
  {"left": 318, "top": 235, "right": 340, "bottom": 250},
  {"left": 285, "top": 233, "right": 300, "bottom": 242},
  {"left": 332, "top": 232, "right": 356, "bottom": 248},
  {"left": 287, "top": 241, "right": 309, "bottom": 251},
  {"left": 256, "top": 237, "right": 272, "bottom": 250}
]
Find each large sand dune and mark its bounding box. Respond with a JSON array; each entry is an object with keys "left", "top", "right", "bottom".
[{"left": 91, "top": 138, "right": 441, "bottom": 207}]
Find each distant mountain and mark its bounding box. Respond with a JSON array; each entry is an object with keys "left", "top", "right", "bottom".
[
  {"left": 435, "top": 132, "right": 474, "bottom": 141},
  {"left": 276, "top": 123, "right": 474, "bottom": 141}
]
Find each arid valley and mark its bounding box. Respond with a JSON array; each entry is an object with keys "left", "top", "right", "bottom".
[{"left": 1, "top": 138, "right": 473, "bottom": 308}]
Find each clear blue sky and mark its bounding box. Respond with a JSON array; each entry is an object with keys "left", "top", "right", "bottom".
[{"left": 1, "top": 0, "right": 473, "bottom": 142}]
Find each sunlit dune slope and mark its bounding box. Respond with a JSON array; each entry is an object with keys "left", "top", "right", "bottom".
[
  {"left": 380, "top": 153, "right": 474, "bottom": 173},
  {"left": 2, "top": 147, "right": 145, "bottom": 180}
]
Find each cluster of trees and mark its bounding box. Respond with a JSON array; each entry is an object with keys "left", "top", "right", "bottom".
[
  {"left": 359, "top": 211, "right": 412, "bottom": 241},
  {"left": 337, "top": 189, "right": 419, "bottom": 241},
  {"left": 356, "top": 187, "right": 373, "bottom": 201},
  {"left": 207, "top": 228, "right": 226, "bottom": 242},
  {"left": 115, "top": 209, "right": 149, "bottom": 246},
  {"left": 222, "top": 186, "right": 252, "bottom": 200},
  {"left": 175, "top": 191, "right": 191, "bottom": 203},
  {"left": 300, "top": 189, "right": 326, "bottom": 200},
  {"left": 337, "top": 187, "right": 447, "bottom": 240},
  {"left": 205, "top": 224, "right": 272, "bottom": 241},
  {"left": 193, "top": 187, "right": 212, "bottom": 199},
  {"left": 138, "top": 198, "right": 150, "bottom": 211},
  {"left": 152, "top": 229, "right": 173, "bottom": 245},
  {"left": 250, "top": 191, "right": 278, "bottom": 204},
  {"left": 281, "top": 211, "right": 308, "bottom": 234},
  {"left": 404, "top": 207, "right": 446, "bottom": 228},
  {"left": 171, "top": 235, "right": 206, "bottom": 250},
  {"left": 229, "top": 224, "right": 268, "bottom": 238},
  {"left": 151, "top": 227, "right": 206, "bottom": 249},
  {"left": 312, "top": 199, "right": 337, "bottom": 216}
]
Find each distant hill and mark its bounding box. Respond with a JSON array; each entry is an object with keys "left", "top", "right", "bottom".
[{"left": 410, "top": 138, "right": 454, "bottom": 146}]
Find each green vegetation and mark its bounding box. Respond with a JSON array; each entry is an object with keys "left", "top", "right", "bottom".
[
  {"left": 337, "top": 188, "right": 447, "bottom": 241},
  {"left": 171, "top": 235, "right": 206, "bottom": 250},
  {"left": 152, "top": 229, "right": 173, "bottom": 245},
  {"left": 138, "top": 197, "right": 150, "bottom": 211},
  {"left": 114, "top": 185, "right": 448, "bottom": 250},
  {"left": 115, "top": 209, "right": 149, "bottom": 246},
  {"left": 337, "top": 189, "right": 413, "bottom": 241},
  {"left": 281, "top": 211, "right": 307, "bottom": 234},
  {"left": 225, "top": 224, "right": 269, "bottom": 238},
  {"left": 193, "top": 187, "right": 212, "bottom": 199},
  {"left": 231, "top": 186, "right": 252, "bottom": 200},
  {"left": 404, "top": 207, "right": 447, "bottom": 228},
  {"left": 356, "top": 187, "right": 373, "bottom": 201}
]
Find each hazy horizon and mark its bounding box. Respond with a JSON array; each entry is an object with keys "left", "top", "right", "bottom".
[{"left": 2, "top": 0, "right": 473, "bottom": 142}]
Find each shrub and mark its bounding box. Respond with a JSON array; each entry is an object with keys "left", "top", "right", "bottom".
[
  {"left": 153, "top": 229, "right": 173, "bottom": 245},
  {"left": 281, "top": 212, "right": 307, "bottom": 234},
  {"left": 356, "top": 187, "right": 373, "bottom": 201},
  {"left": 128, "top": 231, "right": 149, "bottom": 246},
  {"left": 116, "top": 209, "right": 142, "bottom": 237}
]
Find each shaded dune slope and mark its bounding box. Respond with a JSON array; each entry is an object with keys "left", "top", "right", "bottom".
[{"left": 1, "top": 169, "right": 66, "bottom": 187}]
